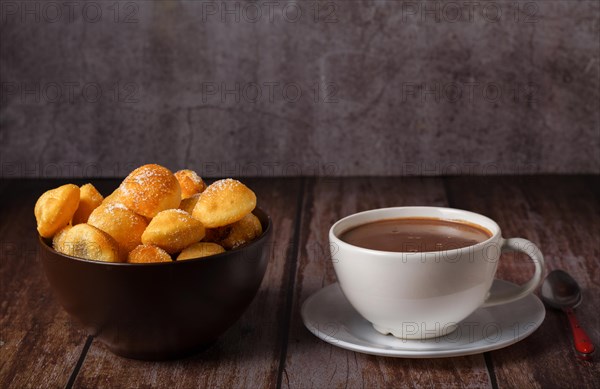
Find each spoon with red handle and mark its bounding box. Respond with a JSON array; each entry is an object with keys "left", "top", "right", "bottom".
[{"left": 541, "top": 270, "right": 595, "bottom": 360}]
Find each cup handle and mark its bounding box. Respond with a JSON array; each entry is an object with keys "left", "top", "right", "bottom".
[{"left": 481, "top": 238, "right": 545, "bottom": 308}]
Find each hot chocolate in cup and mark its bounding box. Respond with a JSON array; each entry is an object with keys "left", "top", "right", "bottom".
[{"left": 329, "top": 207, "right": 545, "bottom": 339}]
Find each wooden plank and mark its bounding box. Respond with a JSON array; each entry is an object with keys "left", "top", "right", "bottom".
[
  {"left": 0, "top": 179, "right": 10, "bottom": 197},
  {"left": 445, "top": 176, "right": 600, "bottom": 389},
  {"left": 72, "top": 178, "right": 303, "bottom": 389},
  {"left": 4, "top": 176, "right": 598, "bottom": 388},
  {"left": 282, "top": 177, "right": 492, "bottom": 388},
  {"left": 0, "top": 180, "right": 92, "bottom": 388}
]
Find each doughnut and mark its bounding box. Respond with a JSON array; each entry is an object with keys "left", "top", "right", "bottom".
[
  {"left": 88, "top": 202, "right": 148, "bottom": 259},
  {"left": 119, "top": 164, "right": 181, "bottom": 218},
  {"left": 35, "top": 184, "right": 80, "bottom": 238},
  {"left": 142, "top": 209, "right": 205, "bottom": 254},
  {"left": 175, "top": 169, "right": 206, "bottom": 199},
  {"left": 72, "top": 183, "right": 104, "bottom": 225},
  {"left": 56, "top": 223, "right": 120, "bottom": 262},
  {"left": 103, "top": 188, "right": 125, "bottom": 205},
  {"left": 219, "top": 213, "right": 263, "bottom": 250},
  {"left": 52, "top": 225, "right": 72, "bottom": 252},
  {"left": 177, "top": 242, "right": 225, "bottom": 260},
  {"left": 179, "top": 193, "right": 200, "bottom": 215},
  {"left": 34, "top": 164, "right": 263, "bottom": 265},
  {"left": 127, "top": 244, "right": 172, "bottom": 264},
  {"left": 192, "top": 179, "right": 256, "bottom": 228}
]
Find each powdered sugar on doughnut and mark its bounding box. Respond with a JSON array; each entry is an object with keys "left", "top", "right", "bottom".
[
  {"left": 192, "top": 179, "right": 256, "bottom": 228},
  {"left": 202, "top": 179, "right": 238, "bottom": 200},
  {"left": 175, "top": 169, "right": 206, "bottom": 199},
  {"left": 186, "top": 171, "right": 203, "bottom": 186},
  {"left": 118, "top": 164, "right": 181, "bottom": 218},
  {"left": 120, "top": 165, "right": 174, "bottom": 203}
]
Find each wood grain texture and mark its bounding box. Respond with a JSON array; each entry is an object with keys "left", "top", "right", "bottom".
[
  {"left": 445, "top": 176, "right": 600, "bottom": 389},
  {"left": 0, "top": 180, "right": 89, "bottom": 389},
  {"left": 0, "top": 180, "right": 9, "bottom": 197},
  {"left": 72, "top": 178, "right": 303, "bottom": 389},
  {"left": 2, "top": 176, "right": 598, "bottom": 388},
  {"left": 281, "top": 177, "right": 492, "bottom": 388}
]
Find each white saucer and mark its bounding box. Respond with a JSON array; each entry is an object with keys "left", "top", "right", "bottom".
[{"left": 301, "top": 280, "right": 545, "bottom": 358}]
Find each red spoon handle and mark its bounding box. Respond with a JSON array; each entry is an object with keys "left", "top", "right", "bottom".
[{"left": 564, "top": 307, "right": 595, "bottom": 359}]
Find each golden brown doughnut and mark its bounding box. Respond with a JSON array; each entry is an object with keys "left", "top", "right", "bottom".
[
  {"left": 175, "top": 169, "right": 206, "bottom": 199},
  {"left": 34, "top": 165, "right": 262, "bottom": 264},
  {"left": 104, "top": 188, "right": 153, "bottom": 224},
  {"left": 35, "top": 184, "right": 80, "bottom": 238},
  {"left": 119, "top": 164, "right": 181, "bottom": 218},
  {"left": 56, "top": 223, "right": 120, "bottom": 262},
  {"left": 142, "top": 209, "right": 205, "bottom": 254},
  {"left": 72, "top": 183, "right": 104, "bottom": 225},
  {"left": 179, "top": 193, "right": 200, "bottom": 215},
  {"left": 88, "top": 202, "right": 148, "bottom": 259},
  {"left": 127, "top": 244, "right": 172, "bottom": 264},
  {"left": 103, "top": 188, "right": 125, "bottom": 205},
  {"left": 219, "top": 213, "right": 263, "bottom": 250},
  {"left": 52, "top": 225, "right": 72, "bottom": 252},
  {"left": 177, "top": 242, "right": 225, "bottom": 260},
  {"left": 192, "top": 179, "right": 256, "bottom": 228}
]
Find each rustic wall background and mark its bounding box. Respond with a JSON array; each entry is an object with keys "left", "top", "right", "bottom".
[{"left": 1, "top": 1, "right": 599, "bottom": 177}]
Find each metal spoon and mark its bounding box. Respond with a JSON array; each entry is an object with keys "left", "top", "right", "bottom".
[{"left": 541, "top": 269, "right": 595, "bottom": 360}]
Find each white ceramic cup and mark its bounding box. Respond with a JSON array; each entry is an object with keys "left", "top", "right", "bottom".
[{"left": 329, "top": 207, "right": 545, "bottom": 339}]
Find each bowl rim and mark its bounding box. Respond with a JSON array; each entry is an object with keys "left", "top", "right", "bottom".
[{"left": 39, "top": 207, "right": 272, "bottom": 266}]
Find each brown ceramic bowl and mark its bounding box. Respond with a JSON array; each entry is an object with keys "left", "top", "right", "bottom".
[{"left": 39, "top": 208, "right": 271, "bottom": 360}]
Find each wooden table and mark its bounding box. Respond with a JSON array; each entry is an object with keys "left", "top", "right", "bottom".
[{"left": 1, "top": 176, "right": 598, "bottom": 388}]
